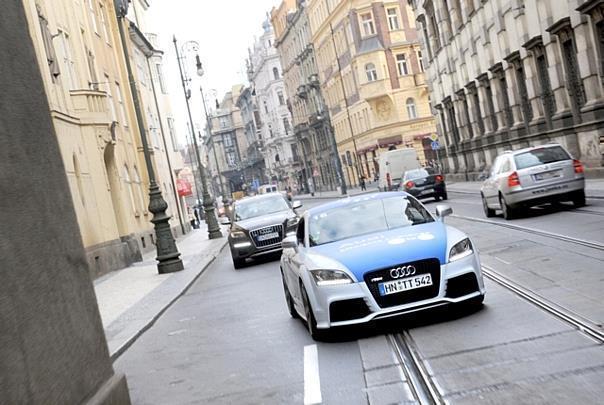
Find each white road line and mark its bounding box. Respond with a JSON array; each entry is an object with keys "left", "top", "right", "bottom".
[{"left": 304, "top": 344, "right": 322, "bottom": 405}]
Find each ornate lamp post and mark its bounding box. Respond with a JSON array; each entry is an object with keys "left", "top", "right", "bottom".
[
  {"left": 114, "top": 0, "right": 183, "bottom": 273},
  {"left": 196, "top": 70, "right": 229, "bottom": 213},
  {"left": 173, "top": 37, "right": 222, "bottom": 239}
]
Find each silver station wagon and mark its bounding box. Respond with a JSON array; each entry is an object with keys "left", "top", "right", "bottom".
[{"left": 480, "top": 144, "right": 586, "bottom": 220}]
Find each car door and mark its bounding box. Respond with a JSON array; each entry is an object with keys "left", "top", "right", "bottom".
[
  {"left": 483, "top": 156, "right": 502, "bottom": 206},
  {"left": 284, "top": 217, "right": 306, "bottom": 306}
]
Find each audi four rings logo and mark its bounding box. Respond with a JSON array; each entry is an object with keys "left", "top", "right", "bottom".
[{"left": 390, "top": 265, "right": 416, "bottom": 279}]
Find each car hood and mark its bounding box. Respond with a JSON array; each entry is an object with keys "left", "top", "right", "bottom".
[
  {"left": 308, "top": 222, "right": 448, "bottom": 281},
  {"left": 234, "top": 210, "right": 293, "bottom": 231}
]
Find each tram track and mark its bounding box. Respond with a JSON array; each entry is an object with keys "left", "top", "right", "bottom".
[
  {"left": 388, "top": 332, "right": 445, "bottom": 405},
  {"left": 481, "top": 264, "right": 604, "bottom": 344}
]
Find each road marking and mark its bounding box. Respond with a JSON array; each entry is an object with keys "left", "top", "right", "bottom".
[{"left": 304, "top": 344, "right": 322, "bottom": 405}]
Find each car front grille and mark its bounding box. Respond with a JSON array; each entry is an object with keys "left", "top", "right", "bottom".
[
  {"left": 250, "top": 224, "right": 284, "bottom": 248},
  {"left": 363, "top": 258, "right": 441, "bottom": 308}
]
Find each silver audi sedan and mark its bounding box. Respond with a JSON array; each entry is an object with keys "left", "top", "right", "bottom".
[
  {"left": 481, "top": 144, "right": 585, "bottom": 220},
  {"left": 280, "top": 192, "right": 485, "bottom": 340}
]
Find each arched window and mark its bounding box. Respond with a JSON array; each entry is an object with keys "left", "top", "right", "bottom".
[
  {"left": 365, "top": 63, "right": 377, "bottom": 82},
  {"left": 406, "top": 98, "right": 417, "bottom": 119},
  {"left": 133, "top": 166, "right": 146, "bottom": 214},
  {"left": 123, "top": 165, "right": 138, "bottom": 216},
  {"left": 273, "top": 67, "right": 280, "bottom": 80}
]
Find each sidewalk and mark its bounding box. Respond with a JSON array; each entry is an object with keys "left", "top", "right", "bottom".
[
  {"left": 446, "top": 178, "right": 604, "bottom": 198},
  {"left": 93, "top": 222, "right": 228, "bottom": 360}
]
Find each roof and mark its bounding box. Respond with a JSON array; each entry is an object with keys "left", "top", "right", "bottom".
[
  {"left": 500, "top": 143, "right": 563, "bottom": 156},
  {"left": 307, "top": 192, "right": 411, "bottom": 216},
  {"left": 234, "top": 192, "right": 286, "bottom": 205}
]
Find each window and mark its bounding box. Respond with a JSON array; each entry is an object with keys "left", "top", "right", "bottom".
[
  {"left": 386, "top": 8, "right": 400, "bottom": 31},
  {"left": 223, "top": 134, "right": 233, "bottom": 147},
  {"left": 360, "top": 12, "right": 375, "bottom": 36},
  {"left": 134, "top": 49, "right": 146, "bottom": 87},
  {"left": 99, "top": 3, "right": 110, "bottom": 43},
  {"left": 37, "top": 8, "right": 60, "bottom": 82},
  {"left": 365, "top": 63, "right": 378, "bottom": 82},
  {"left": 417, "top": 51, "right": 424, "bottom": 72},
  {"left": 73, "top": 154, "right": 85, "bottom": 206},
  {"left": 283, "top": 117, "right": 291, "bottom": 134},
  {"left": 273, "top": 67, "right": 280, "bottom": 80},
  {"left": 156, "top": 64, "right": 167, "bottom": 94},
  {"left": 133, "top": 166, "right": 146, "bottom": 214},
  {"left": 104, "top": 74, "right": 116, "bottom": 121},
  {"left": 86, "top": 49, "right": 99, "bottom": 90},
  {"left": 88, "top": 0, "right": 98, "bottom": 34},
  {"left": 263, "top": 101, "right": 269, "bottom": 113},
  {"left": 57, "top": 31, "right": 78, "bottom": 90},
  {"left": 396, "top": 54, "right": 409, "bottom": 75},
  {"left": 123, "top": 165, "right": 138, "bottom": 215},
  {"left": 219, "top": 116, "right": 230, "bottom": 128},
  {"left": 277, "top": 91, "right": 285, "bottom": 105},
  {"left": 167, "top": 118, "right": 178, "bottom": 151},
  {"left": 115, "top": 82, "right": 128, "bottom": 127},
  {"left": 226, "top": 151, "right": 237, "bottom": 166},
  {"left": 406, "top": 98, "right": 417, "bottom": 119}
]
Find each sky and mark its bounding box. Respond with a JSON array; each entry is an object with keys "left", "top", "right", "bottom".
[{"left": 148, "top": 0, "right": 281, "bottom": 147}]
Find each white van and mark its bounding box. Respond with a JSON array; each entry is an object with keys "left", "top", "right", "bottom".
[
  {"left": 257, "top": 184, "right": 278, "bottom": 194},
  {"left": 378, "top": 148, "right": 421, "bottom": 191}
]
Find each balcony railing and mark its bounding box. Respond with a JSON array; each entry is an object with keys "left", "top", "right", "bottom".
[{"left": 70, "top": 89, "right": 111, "bottom": 124}]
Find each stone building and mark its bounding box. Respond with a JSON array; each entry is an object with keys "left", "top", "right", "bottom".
[
  {"left": 272, "top": 0, "right": 342, "bottom": 192},
  {"left": 237, "top": 85, "right": 268, "bottom": 189},
  {"left": 307, "top": 0, "right": 437, "bottom": 187},
  {"left": 247, "top": 17, "right": 298, "bottom": 190},
  {"left": 205, "top": 85, "right": 249, "bottom": 196},
  {"left": 23, "top": 0, "right": 185, "bottom": 278},
  {"left": 409, "top": 0, "right": 604, "bottom": 178}
]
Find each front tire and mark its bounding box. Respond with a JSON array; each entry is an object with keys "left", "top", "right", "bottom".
[
  {"left": 482, "top": 194, "right": 495, "bottom": 218},
  {"left": 281, "top": 272, "right": 299, "bottom": 319},
  {"left": 300, "top": 283, "right": 328, "bottom": 341}
]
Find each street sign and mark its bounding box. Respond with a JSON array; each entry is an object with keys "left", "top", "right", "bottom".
[
  {"left": 429, "top": 133, "right": 438, "bottom": 141},
  {"left": 431, "top": 141, "right": 440, "bottom": 150}
]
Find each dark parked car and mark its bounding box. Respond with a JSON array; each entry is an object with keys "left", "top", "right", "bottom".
[
  {"left": 400, "top": 168, "right": 447, "bottom": 201},
  {"left": 224, "top": 194, "right": 302, "bottom": 269}
]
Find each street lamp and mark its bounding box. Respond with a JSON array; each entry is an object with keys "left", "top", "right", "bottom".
[
  {"left": 173, "top": 37, "right": 222, "bottom": 239},
  {"left": 196, "top": 59, "right": 230, "bottom": 213},
  {"left": 113, "top": 0, "right": 183, "bottom": 273}
]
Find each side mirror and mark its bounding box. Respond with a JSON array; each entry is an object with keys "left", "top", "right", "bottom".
[
  {"left": 281, "top": 235, "right": 298, "bottom": 250},
  {"left": 435, "top": 204, "right": 452, "bottom": 221},
  {"left": 292, "top": 200, "right": 302, "bottom": 210},
  {"left": 219, "top": 216, "right": 231, "bottom": 225}
]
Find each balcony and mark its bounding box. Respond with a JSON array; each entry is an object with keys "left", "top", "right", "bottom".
[
  {"left": 70, "top": 89, "right": 111, "bottom": 125},
  {"left": 359, "top": 79, "right": 392, "bottom": 101}
]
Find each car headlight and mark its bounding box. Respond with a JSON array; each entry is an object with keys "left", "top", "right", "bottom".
[
  {"left": 309, "top": 270, "right": 353, "bottom": 286},
  {"left": 230, "top": 226, "right": 246, "bottom": 239},
  {"left": 449, "top": 238, "right": 473, "bottom": 262},
  {"left": 286, "top": 217, "right": 299, "bottom": 228}
]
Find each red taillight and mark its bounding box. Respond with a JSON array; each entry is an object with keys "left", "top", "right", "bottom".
[
  {"left": 435, "top": 175, "right": 444, "bottom": 182},
  {"left": 405, "top": 181, "right": 415, "bottom": 189},
  {"left": 508, "top": 171, "right": 520, "bottom": 187},
  {"left": 573, "top": 159, "right": 584, "bottom": 174}
]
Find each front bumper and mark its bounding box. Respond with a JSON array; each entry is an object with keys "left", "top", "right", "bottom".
[{"left": 304, "top": 252, "right": 485, "bottom": 329}]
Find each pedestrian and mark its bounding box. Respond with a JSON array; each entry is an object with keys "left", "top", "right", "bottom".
[
  {"left": 194, "top": 206, "right": 200, "bottom": 225},
  {"left": 188, "top": 207, "right": 198, "bottom": 230},
  {"left": 360, "top": 176, "right": 366, "bottom": 191}
]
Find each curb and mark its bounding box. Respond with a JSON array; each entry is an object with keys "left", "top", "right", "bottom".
[{"left": 109, "top": 240, "right": 228, "bottom": 361}]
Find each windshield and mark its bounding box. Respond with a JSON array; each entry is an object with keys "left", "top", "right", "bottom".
[
  {"left": 514, "top": 146, "right": 570, "bottom": 170},
  {"left": 308, "top": 196, "right": 434, "bottom": 246},
  {"left": 234, "top": 196, "right": 290, "bottom": 221},
  {"left": 404, "top": 169, "right": 430, "bottom": 180}
]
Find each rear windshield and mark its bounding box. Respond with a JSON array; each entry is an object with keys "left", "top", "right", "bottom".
[
  {"left": 404, "top": 169, "right": 430, "bottom": 180},
  {"left": 514, "top": 146, "right": 570, "bottom": 170}
]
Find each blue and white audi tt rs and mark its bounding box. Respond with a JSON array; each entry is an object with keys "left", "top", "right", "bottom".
[{"left": 280, "top": 192, "right": 485, "bottom": 340}]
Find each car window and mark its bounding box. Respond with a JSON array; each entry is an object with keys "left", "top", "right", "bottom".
[
  {"left": 499, "top": 158, "right": 511, "bottom": 174},
  {"left": 234, "top": 196, "right": 290, "bottom": 220},
  {"left": 514, "top": 146, "right": 570, "bottom": 170},
  {"left": 404, "top": 169, "right": 430, "bottom": 180},
  {"left": 490, "top": 156, "right": 502, "bottom": 177},
  {"left": 308, "top": 196, "right": 434, "bottom": 246}
]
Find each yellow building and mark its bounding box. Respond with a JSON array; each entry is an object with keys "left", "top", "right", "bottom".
[
  {"left": 23, "top": 0, "right": 185, "bottom": 278},
  {"left": 307, "top": 0, "right": 437, "bottom": 186}
]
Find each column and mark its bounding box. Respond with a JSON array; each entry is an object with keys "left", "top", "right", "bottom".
[{"left": 577, "top": 2, "right": 604, "bottom": 114}]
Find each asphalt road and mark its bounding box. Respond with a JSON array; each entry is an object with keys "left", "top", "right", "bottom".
[{"left": 115, "top": 194, "right": 604, "bottom": 404}]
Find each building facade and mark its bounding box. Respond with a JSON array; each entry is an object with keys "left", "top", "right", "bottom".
[
  {"left": 410, "top": 0, "right": 604, "bottom": 178},
  {"left": 307, "top": 0, "right": 437, "bottom": 187},
  {"left": 24, "top": 0, "right": 185, "bottom": 278},
  {"left": 205, "top": 85, "right": 249, "bottom": 197},
  {"left": 272, "top": 0, "right": 342, "bottom": 192},
  {"left": 237, "top": 86, "right": 268, "bottom": 189},
  {"left": 248, "top": 18, "right": 298, "bottom": 190}
]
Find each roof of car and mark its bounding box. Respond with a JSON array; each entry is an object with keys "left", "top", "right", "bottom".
[
  {"left": 307, "top": 192, "right": 411, "bottom": 216},
  {"left": 501, "top": 143, "right": 563, "bottom": 156},
  {"left": 234, "top": 193, "right": 285, "bottom": 205}
]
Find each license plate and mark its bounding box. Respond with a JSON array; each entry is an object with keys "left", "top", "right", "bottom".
[
  {"left": 534, "top": 171, "right": 561, "bottom": 181},
  {"left": 378, "top": 274, "right": 433, "bottom": 296},
  {"left": 257, "top": 232, "right": 279, "bottom": 241}
]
